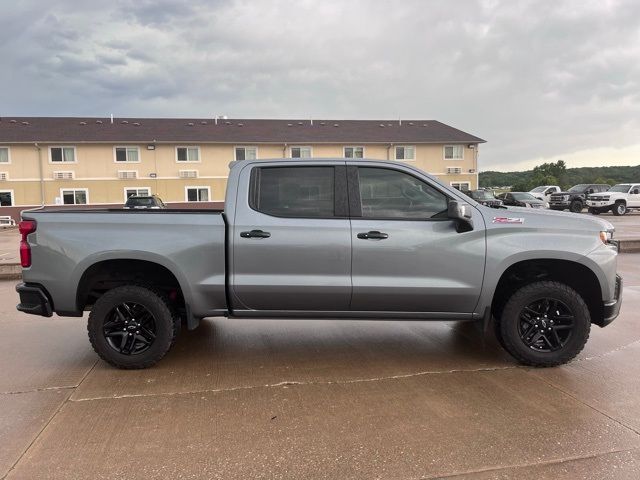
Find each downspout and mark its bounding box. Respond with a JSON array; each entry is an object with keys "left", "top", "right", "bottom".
[
  {"left": 387, "top": 143, "right": 393, "bottom": 161},
  {"left": 34, "top": 143, "right": 44, "bottom": 206},
  {"left": 282, "top": 143, "right": 287, "bottom": 158}
]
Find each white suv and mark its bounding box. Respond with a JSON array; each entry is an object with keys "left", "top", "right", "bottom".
[{"left": 587, "top": 183, "right": 640, "bottom": 216}]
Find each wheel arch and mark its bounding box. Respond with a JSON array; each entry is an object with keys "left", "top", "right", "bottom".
[
  {"left": 74, "top": 253, "right": 192, "bottom": 314},
  {"left": 490, "top": 258, "right": 604, "bottom": 326}
]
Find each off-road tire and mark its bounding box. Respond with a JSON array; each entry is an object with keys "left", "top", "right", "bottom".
[
  {"left": 88, "top": 285, "right": 180, "bottom": 369},
  {"left": 569, "top": 200, "right": 583, "bottom": 213},
  {"left": 496, "top": 281, "right": 591, "bottom": 367},
  {"left": 612, "top": 201, "right": 627, "bottom": 216}
]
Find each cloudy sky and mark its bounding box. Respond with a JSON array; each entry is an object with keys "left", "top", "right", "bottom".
[{"left": 1, "top": 0, "right": 639, "bottom": 171}]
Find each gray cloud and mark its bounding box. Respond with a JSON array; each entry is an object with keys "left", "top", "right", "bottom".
[{"left": 1, "top": 0, "right": 639, "bottom": 170}]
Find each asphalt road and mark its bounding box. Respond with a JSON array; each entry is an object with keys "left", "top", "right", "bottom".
[{"left": 1, "top": 255, "right": 640, "bottom": 479}]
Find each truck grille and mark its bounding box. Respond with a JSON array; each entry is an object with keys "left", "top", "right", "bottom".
[
  {"left": 589, "top": 196, "right": 608, "bottom": 201},
  {"left": 550, "top": 194, "right": 568, "bottom": 202}
]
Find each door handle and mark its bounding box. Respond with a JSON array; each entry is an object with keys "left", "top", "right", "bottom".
[
  {"left": 240, "top": 229, "right": 271, "bottom": 239},
  {"left": 357, "top": 231, "right": 389, "bottom": 240}
]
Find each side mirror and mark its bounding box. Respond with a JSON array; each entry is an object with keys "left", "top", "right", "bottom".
[
  {"left": 588, "top": 189, "right": 594, "bottom": 194},
  {"left": 448, "top": 200, "right": 474, "bottom": 233},
  {"left": 634, "top": 189, "right": 639, "bottom": 195}
]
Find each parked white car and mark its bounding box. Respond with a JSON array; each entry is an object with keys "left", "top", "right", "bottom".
[
  {"left": 586, "top": 183, "right": 640, "bottom": 216},
  {"left": 529, "top": 185, "right": 561, "bottom": 204}
]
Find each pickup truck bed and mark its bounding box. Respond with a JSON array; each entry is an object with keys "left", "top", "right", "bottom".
[{"left": 21, "top": 209, "right": 227, "bottom": 324}]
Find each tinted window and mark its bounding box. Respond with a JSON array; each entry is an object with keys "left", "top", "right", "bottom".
[
  {"left": 251, "top": 167, "right": 335, "bottom": 217},
  {"left": 357, "top": 167, "right": 448, "bottom": 219}
]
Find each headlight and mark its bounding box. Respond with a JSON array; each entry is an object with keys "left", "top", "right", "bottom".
[{"left": 599, "top": 230, "right": 613, "bottom": 244}]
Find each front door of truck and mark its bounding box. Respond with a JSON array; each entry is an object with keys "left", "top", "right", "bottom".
[
  {"left": 629, "top": 185, "right": 640, "bottom": 208},
  {"left": 230, "top": 163, "right": 352, "bottom": 312},
  {"left": 348, "top": 164, "right": 486, "bottom": 315}
]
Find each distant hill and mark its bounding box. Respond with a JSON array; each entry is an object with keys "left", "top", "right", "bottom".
[{"left": 479, "top": 165, "right": 640, "bottom": 189}]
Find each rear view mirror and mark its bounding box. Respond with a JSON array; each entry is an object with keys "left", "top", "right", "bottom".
[{"left": 448, "top": 200, "right": 474, "bottom": 233}]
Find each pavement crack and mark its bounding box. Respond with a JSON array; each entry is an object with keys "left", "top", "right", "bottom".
[
  {"left": 574, "top": 338, "right": 640, "bottom": 362},
  {"left": 1, "top": 359, "right": 98, "bottom": 480},
  {"left": 534, "top": 375, "right": 640, "bottom": 437},
  {"left": 0, "top": 385, "right": 78, "bottom": 395},
  {"left": 70, "top": 365, "right": 518, "bottom": 402},
  {"left": 425, "top": 447, "right": 640, "bottom": 479}
]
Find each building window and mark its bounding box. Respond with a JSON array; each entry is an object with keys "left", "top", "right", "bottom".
[
  {"left": 290, "top": 146, "right": 312, "bottom": 158},
  {"left": 50, "top": 146, "right": 76, "bottom": 163},
  {"left": 235, "top": 146, "right": 257, "bottom": 161},
  {"left": 0, "top": 190, "right": 13, "bottom": 206},
  {"left": 61, "top": 188, "right": 88, "bottom": 205},
  {"left": 186, "top": 186, "right": 210, "bottom": 202},
  {"left": 450, "top": 182, "right": 470, "bottom": 192},
  {"left": 444, "top": 145, "right": 464, "bottom": 160},
  {"left": 115, "top": 146, "right": 140, "bottom": 163},
  {"left": 0, "top": 147, "right": 9, "bottom": 164},
  {"left": 177, "top": 146, "right": 200, "bottom": 162},
  {"left": 124, "top": 188, "right": 151, "bottom": 201},
  {"left": 395, "top": 146, "right": 415, "bottom": 161},
  {"left": 344, "top": 146, "right": 364, "bottom": 159}
]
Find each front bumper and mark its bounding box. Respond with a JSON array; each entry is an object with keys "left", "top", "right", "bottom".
[
  {"left": 16, "top": 283, "right": 53, "bottom": 317},
  {"left": 587, "top": 201, "right": 612, "bottom": 209},
  {"left": 549, "top": 202, "right": 570, "bottom": 209},
  {"left": 600, "top": 275, "right": 623, "bottom": 327}
]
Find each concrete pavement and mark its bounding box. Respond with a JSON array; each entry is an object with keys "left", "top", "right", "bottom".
[{"left": 1, "top": 255, "right": 640, "bottom": 479}]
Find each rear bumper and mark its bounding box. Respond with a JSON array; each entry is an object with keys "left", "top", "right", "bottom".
[
  {"left": 600, "top": 275, "right": 622, "bottom": 327},
  {"left": 16, "top": 283, "right": 53, "bottom": 317}
]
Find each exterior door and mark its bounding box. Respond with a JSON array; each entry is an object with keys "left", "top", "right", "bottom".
[
  {"left": 629, "top": 185, "right": 640, "bottom": 208},
  {"left": 231, "top": 163, "right": 352, "bottom": 311},
  {"left": 348, "top": 164, "right": 486, "bottom": 314}
]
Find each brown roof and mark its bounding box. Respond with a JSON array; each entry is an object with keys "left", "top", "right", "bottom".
[{"left": 0, "top": 117, "right": 485, "bottom": 144}]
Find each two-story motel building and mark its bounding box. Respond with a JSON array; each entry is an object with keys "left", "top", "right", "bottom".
[{"left": 0, "top": 117, "right": 485, "bottom": 219}]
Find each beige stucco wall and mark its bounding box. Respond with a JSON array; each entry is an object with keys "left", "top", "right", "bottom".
[{"left": 0, "top": 142, "right": 478, "bottom": 206}]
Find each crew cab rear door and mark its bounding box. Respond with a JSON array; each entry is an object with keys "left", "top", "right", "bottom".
[
  {"left": 229, "top": 162, "right": 352, "bottom": 312},
  {"left": 347, "top": 163, "right": 486, "bottom": 316}
]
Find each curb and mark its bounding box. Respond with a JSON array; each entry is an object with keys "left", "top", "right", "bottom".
[
  {"left": 0, "top": 263, "right": 22, "bottom": 280},
  {"left": 619, "top": 239, "right": 640, "bottom": 253}
]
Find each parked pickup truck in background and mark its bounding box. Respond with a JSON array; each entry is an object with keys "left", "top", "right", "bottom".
[
  {"left": 549, "top": 184, "right": 610, "bottom": 213},
  {"left": 16, "top": 159, "right": 622, "bottom": 369},
  {"left": 587, "top": 183, "right": 640, "bottom": 216},
  {"left": 529, "top": 185, "right": 560, "bottom": 203}
]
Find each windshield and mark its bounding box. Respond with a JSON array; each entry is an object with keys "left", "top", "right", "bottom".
[
  {"left": 609, "top": 184, "right": 630, "bottom": 193},
  {"left": 530, "top": 186, "right": 546, "bottom": 193},
  {"left": 568, "top": 184, "right": 589, "bottom": 192},
  {"left": 512, "top": 193, "right": 538, "bottom": 201},
  {"left": 471, "top": 190, "right": 495, "bottom": 200}
]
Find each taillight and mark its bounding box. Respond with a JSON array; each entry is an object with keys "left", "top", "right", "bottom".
[{"left": 19, "top": 220, "right": 37, "bottom": 268}]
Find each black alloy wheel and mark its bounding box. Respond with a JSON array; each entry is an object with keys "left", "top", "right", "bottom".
[
  {"left": 517, "top": 298, "right": 574, "bottom": 352},
  {"left": 88, "top": 285, "right": 180, "bottom": 369},
  {"left": 103, "top": 302, "right": 157, "bottom": 355},
  {"left": 496, "top": 280, "right": 591, "bottom": 367}
]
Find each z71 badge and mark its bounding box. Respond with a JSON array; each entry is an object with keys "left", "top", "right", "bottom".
[{"left": 493, "top": 217, "right": 525, "bottom": 224}]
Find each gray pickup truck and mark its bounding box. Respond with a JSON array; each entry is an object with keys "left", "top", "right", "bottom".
[{"left": 16, "top": 159, "right": 622, "bottom": 369}]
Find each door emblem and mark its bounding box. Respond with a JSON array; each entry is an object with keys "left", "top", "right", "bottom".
[{"left": 493, "top": 217, "right": 524, "bottom": 224}]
